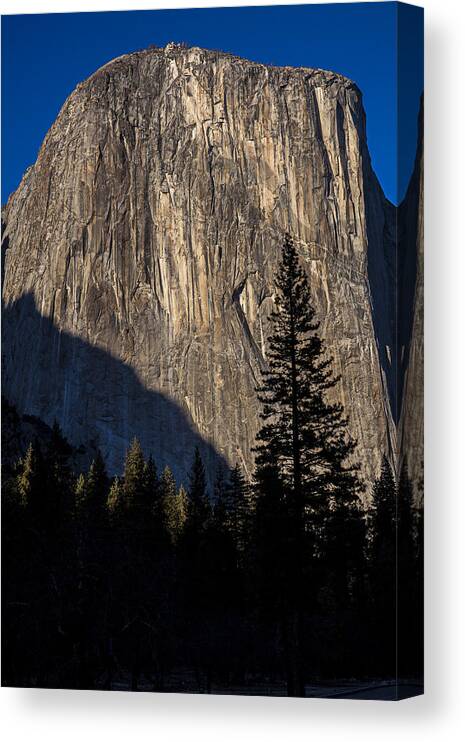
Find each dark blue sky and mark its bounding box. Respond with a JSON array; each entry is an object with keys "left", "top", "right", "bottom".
[{"left": 2, "top": 2, "right": 423, "bottom": 205}]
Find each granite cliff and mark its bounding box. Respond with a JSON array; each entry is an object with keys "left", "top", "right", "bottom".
[
  {"left": 2, "top": 43, "right": 416, "bottom": 490},
  {"left": 399, "top": 103, "right": 424, "bottom": 495}
]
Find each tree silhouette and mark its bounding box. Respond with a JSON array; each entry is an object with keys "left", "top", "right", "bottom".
[
  {"left": 253, "top": 234, "right": 364, "bottom": 695},
  {"left": 161, "top": 466, "right": 187, "bottom": 545},
  {"left": 74, "top": 472, "right": 87, "bottom": 514},
  {"left": 142, "top": 454, "right": 160, "bottom": 509},
  {"left": 369, "top": 456, "right": 396, "bottom": 675},
  {"left": 107, "top": 476, "right": 123, "bottom": 517},
  {"left": 86, "top": 450, "right": 109, "bottom": 515},
  {"left": 186, "top": 447, "right": 211, "bottom": 538},
  {"left": 213, "top": 463, "right": 229, "bottom": 532},
  {"left": 226, "top": 463, "right": 250, "bottom": 555},
  {"left": 16, "top": 443, "right": 43, "bottom": 511},
  {"left": 122, "top": 438, "right": 145, "bottom": 510}
]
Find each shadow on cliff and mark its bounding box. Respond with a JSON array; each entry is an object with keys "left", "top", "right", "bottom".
[
  {"left": 396, "top": 99, "right": 424, "bottom": 422},
  {"left": 2, "top": 292, "right": 229, "bottom": 488},
  {"left": 365, "top": 96, "right": 423, "bottom": 426}
]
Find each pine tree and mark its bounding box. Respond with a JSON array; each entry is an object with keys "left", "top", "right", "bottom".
[
  {"left": 176, "top": 485, "right": 189, "bottom": 536},
  {"left": 143, "top": 454, "right": 160, "bottom": 510},
  {"left": 370, "top": 456, "right": 396, "bottom": 565},
  {"left": 17, "top": 443, "right": 43, "bottom": 510},
  {"left": 45, "top": 421, "right": 73, "bottom": 527},
  {"left": 107, "top": 476, "right": 123, "bottom": 517},
  {"left": 161, "top": 465, "right": 177, "bottom": 499},
  {"left": 122, "top": 438, "right": 145, "bottom": 510},
  {"left": 226, "top": 463, "right": 250, "bottom": 554},
  {"left": 86, "top": 450, "right": 108, "bottom": 516},
  {"left": 73, "top": 452, "right": 108, "bottom": 530},
  {"left": 15, "top": 441, "right": 53, "bottom": 539},
  {"left": 74, "top": 472, "right": 88, "bottom": 514},
  {"left": 186, "top": 447, "right": 211, "bottom": 537},
  {"left": 213, "top": 464, "right": 229, "bottom": 533},
  {"left": 254, "top": 234, "right": 363, "bottom": 530},
  {"left": 253, "top": 234, "right": 364, "bottom": 695},
  {"left": 161, "top": 466, "right": 187, "bottom": 545}
]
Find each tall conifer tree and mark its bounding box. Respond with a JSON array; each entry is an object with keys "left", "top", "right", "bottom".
[
  {"left": 143, "top": 454, "right": 160, "bottom": 510},
  {"left": 122, "top": 438, "right": 145, "bottom": 510},
  {"left": 226, "top": 463, "right": 250, "bottom": 554},
  {"left": 253, "top": 234, "right": 364, "bottom": 695},
  {"left": 370, "top": 456, "right": 396, "bottom": 565},
  {"left": 107, "top": 476, "right": 123, "bottom": 517},
  {"left": 161, "top": 466, "right": 187, "bottom": 544},
  {"left": 17, "top": 443, "right": 43, "bottom": 511},
  {"left": 86, "top": 450, "right": 108, "bottom": 516},
  {"left": 213, "top": 464, "right": 229, "bottom": 533},
  {"left": 45, "top": 421, "right": 73, "bottom": 529},
  {"left": 74, "top": 472, "right": 87, "bottom": 514},
  {"left": 255, "top": 234, "right": 363, "bottom": 529},
  {"left": 186, "top": 447, "right": 211, "bottom": 536}
]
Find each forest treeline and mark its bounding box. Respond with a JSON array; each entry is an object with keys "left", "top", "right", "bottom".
[{"left": 1, "top": 236, "right": 423, "bottom": 695}]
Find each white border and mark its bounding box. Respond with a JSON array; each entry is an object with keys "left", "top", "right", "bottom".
[{"left": 1, "top": 0, "right": 464, "bottom": 739}]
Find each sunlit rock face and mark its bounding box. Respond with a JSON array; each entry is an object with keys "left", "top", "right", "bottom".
[{"left": 2, "top": 44, "right": 403, "bottom": 491}]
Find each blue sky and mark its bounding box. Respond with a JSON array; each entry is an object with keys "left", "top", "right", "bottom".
[{"left": 1, "top": 2, "right": 423, "bottom": 205}]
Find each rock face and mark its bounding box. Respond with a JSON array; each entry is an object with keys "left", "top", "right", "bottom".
[
  {"left": 399, "top": 104, "right": 424, "bottom": 495},
  {"left": 2, "top": 44, "right": 404, "bottom": 490}
]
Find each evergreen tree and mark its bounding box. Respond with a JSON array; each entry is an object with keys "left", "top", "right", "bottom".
[
  {"left": 176, "top": 485, "right": 189, "bottom": 537},
  {"left": 253, "top": 234, "right": 364, "bottom": 695},
  {"left": 226, "top": 463, "right": 250, "bottom": 554},
  {"left": 45, "top": 421, "right": 74, "bottom": 531},
  {"left": 161, "top": 465, "right": 177, "bottom": 499},
  {"left": 161, "top": 466, "right": 187, "bottom": 545},
  {"left": 17, "top": 443, "right": 43, "bottom": 510},
  {"left": 3, "top": 446, "right": 45, "bottom": 686},
  {"left": 213, "top": 464, "right": 229, "bottom": 533},
  {"left": 255, "top": 234, "right": 363, "bottom": 530},
  {"left": 74, "top": 472, "right": 88, "bottom": 514},
  {"left": 370, "top": 456, "right": 396, "bottom": 565},
  {"left": 107, "top": 476, "right": 123, "bottom": 517},
  {"left": 143, "top": 454, "right": 160, "bottom": 510},
  {"left": 73, "top": 453, "right": 107, "bottom": 525},
  {"left": 122, "top": 438, "right": 145, "bottom": 510},
  {"left": 186, "top": 447, "right": 211, "bottom": 537},
  {"left": 86, "top": 450, "right": 108, "bottom": 516}
]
